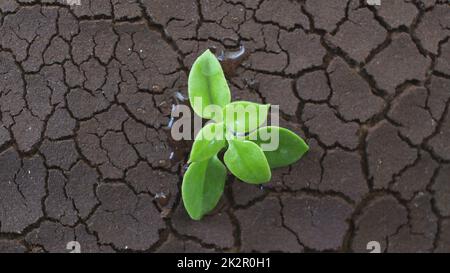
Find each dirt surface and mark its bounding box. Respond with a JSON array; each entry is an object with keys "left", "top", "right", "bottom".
[{"left": 0, "top": 0, "right": 449, "bottom": 253}]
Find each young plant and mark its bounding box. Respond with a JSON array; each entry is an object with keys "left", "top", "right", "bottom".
[{"left": 182, "top": 50, "right": 309, "bottom": 220}]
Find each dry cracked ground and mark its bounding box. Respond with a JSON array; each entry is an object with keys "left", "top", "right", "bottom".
[{"left": 0, "top": 0, "right": 449, "bottom": 253}]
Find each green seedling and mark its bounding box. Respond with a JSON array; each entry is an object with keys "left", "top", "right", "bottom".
[{"left": 182, "top": 49, "right": 309, "bottom": 220}]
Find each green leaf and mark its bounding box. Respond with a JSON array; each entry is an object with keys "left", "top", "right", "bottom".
[
  {"left": 224, "top": 139, "right": 271, "bottom": 184},
  {"left": 223, "top": 101, "right": 270, "bottom": 133},
  {"left": 248, "top": 126, "right": 309, "bottom": 168},
  {"left": 188, "top": 49, "right": 231, "bottom": 120},
  {"left": 189, "top": 123, "right": 226, "bottom": 163},
  {"left": 182, "top": 155, "right": 227, "bottom": 220}
]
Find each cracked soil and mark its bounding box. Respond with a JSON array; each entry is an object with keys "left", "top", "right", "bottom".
[{"left": 0, "top": 0, "right": 449, "bottom": 253}]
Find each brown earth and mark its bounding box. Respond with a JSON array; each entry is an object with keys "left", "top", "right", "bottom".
[{"left": 0, "top": 0, "right": 449, "bottom": 253}]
